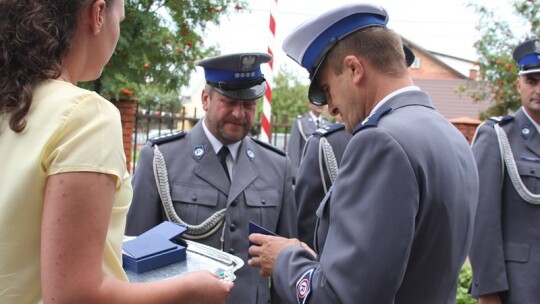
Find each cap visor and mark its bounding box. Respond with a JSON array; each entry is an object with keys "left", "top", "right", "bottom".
[
  {"left": 519, "top": 67, "right": 540, "bottom": 75},
  {"left": 215, "top": 83, "right": 267, "bottom": 100},
  {"left": 308, "top": 81, "right": 327, "bottom": 106}
]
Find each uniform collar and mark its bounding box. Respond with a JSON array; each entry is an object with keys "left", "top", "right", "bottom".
[
  {"left": 369, "top": 86, "right": 420, "bottom": 118},
  {"left": 309, "top": 111, "right": 320, "bottom": 123},
  {"left": 522, "top": 107, "right": 540, "bottom": 135}
]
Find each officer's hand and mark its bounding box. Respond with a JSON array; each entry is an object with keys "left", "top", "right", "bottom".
[
  {"left": 478, "top": 293, "right": 502, "bottom": 304},
  {"left": 248, "top": 234, "right": 316, "bottom": 277}
]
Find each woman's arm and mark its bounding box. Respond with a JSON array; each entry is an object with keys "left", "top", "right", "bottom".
[{"left": 41, "top": 172, "right": 233, "bottom": 304}]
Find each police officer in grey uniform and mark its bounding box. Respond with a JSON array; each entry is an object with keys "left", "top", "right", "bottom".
[
  {"left": 287, "top": 102, "right": 330, "bottom": 180},
  {"left": 469, "top": 38, "right": 540, "bottom": 304},
  {"left": 294, "top": 122, "right": 351, "bottom": 247},
  {"left": 295, "top": 47, "right": 415, "bottom": 248},
  {"left": 125, "top": 52, "right": 297, "bottom": 304},
  {"left": 248, "top": 4, "right": 479, "bottom": 304}
]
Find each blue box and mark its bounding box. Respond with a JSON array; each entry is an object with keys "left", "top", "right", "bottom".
[{"left": 123, "top": 221, "right": 188, "bottom": 273}]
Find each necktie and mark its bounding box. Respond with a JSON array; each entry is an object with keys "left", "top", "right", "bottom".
[
  {"left": 316, "top": 118, "right": 320, "bottom": 128},
  {"left": 217, "top": 146, "right": 231, "bottom": 181}
]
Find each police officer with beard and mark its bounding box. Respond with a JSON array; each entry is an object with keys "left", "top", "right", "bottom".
[{"left": 126, "top": 53, "right": 297, "bottom": 304}]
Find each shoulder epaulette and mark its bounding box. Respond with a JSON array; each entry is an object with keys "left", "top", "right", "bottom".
[
  {"left": 488, "top": 115, "right": 514, "bottom": 125},
  {"left": 313, "top": 123, "right": 345, "bottom": 138},
  {"left": 250, "top": 137, "right": 286, "bottom": 156},
  {"left": 149, "top": 130, "right": 186, "bottom": 146}
]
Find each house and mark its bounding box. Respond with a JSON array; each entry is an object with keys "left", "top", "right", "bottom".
[{"left": 403, "top": 37, "right": 489, "bottom": 141}]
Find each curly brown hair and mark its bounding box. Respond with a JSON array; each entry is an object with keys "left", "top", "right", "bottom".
[{"left": 0, "top": 0, "right": 93, "bottom": 133}]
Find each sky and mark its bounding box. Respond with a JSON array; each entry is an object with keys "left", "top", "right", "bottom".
[{"left": 183, "top": 0, "right": 523, "bottom": 93}]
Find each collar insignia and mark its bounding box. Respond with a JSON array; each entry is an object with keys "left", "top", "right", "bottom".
[
  {"left": 246, "top": 147, "right": 255, "bottom": 161},
  {"left": 193, "top": 145, "right": 206, "bottom": 160}
]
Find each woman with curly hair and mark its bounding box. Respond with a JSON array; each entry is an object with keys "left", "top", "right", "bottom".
[{"left": 0, "top": 1, "right": 233, "bottom": 303}]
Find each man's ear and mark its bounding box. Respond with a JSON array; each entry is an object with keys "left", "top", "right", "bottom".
[
  {"left": 90, "top": 0, "right": 107, "bottom": 35},
  {"left": 343, "top": 55, "right": 364, "bottom": 84},
  {"left": 201, "top": 89, "right": 210, "bottom": 111}
]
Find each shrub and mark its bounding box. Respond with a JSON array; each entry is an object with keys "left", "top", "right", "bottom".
[{"left": 457, "top": 264, "right": 476, "bottom": 304}]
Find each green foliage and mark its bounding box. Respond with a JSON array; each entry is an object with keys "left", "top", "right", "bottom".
[
  {"left": 458, "top": 0, "right": 540, "bottom": 119},
  {"left": 253, "top": 66, "right": 310, "bottom": 133},
  {"left": 271, "top": 67, "right": 310, "bottom": 122},
  {"left": 457, "top": 264, "right": 476, "bottom": 304},
  {"left": 257, "top": 66, "right": 336, "bottom": 129},
  {"left": 80, "top": 0, "right": 248, "bottom": 99}
]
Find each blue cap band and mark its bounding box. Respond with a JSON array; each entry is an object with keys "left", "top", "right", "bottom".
[
  {"left": 302, "top": 13, "right": 386, "bottom": 74},
  {"left": 519, "top": 53, "right": 540, "bottom": 70},
  {"left": 204, "top": 68, "right": 263, "bottom": 83}
]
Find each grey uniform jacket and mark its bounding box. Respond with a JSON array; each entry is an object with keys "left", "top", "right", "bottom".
[
  {"left": 272, "top": 90, "right": 479, "bottom": 304},
  {"left": 125, "top": 121, "right": 298, "bottom": 304},
  {"left": 469, "top": 108, "right": 540, "bottom": 303},
  {"left": 288, "top": 113, "right": 330, "bottom": 180},
  {"left": 294, "top": 123, "right": 351, "bottom": 247}
]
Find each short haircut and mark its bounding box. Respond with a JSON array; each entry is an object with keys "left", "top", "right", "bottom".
[{"left": 325, "top": 26, "right": 408, "bottom": 77}]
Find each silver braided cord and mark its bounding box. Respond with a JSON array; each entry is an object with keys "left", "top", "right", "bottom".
[
  {"left": 495, "top": 124, "right": 540, "bottom": 204},
  {"left": 319, "top": 137, "right": 339, "bottom": 194},
  {"left": 298, "top": 119, "right": 308, "bottom": 142},
  {"left": 152, "top": 145, "right": 227, "bottom": 239}
]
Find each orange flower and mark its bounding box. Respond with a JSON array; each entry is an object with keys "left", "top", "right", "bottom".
[{"left": 121, "top": 88, "right": 135, "bottom": 96}]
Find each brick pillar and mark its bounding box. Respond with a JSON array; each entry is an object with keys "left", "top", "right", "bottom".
[
  {"left": 449, "top": 117, "right": 481, "bottom": 144},
  {"left": 114, "top": 98, "right": 136, "bottom": 173}
]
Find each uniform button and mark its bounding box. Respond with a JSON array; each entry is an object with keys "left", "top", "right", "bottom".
[
  {"left": 228, "top": 248, "right": 236, "bottom": 255},
  {"left": 261, "top": 199, "right": 266, "bottom": 205},
  {"left": 229, "top": 223, "right": 236, "bottom": 232},
  {"left": 231, "top": 200, "right": 237, "bottom": 206},
  {"left": 191, "top": 195, "right": 197, "bottom": 202}
]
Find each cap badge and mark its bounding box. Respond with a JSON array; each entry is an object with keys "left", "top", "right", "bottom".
[
  {"left": 240, "top": 55, "right": 257, "bottom": 71},
  {"left": 535, "top": 40, "right": 540, "bottom": 53}
]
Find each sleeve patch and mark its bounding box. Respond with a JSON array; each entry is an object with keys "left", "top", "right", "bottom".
[{"left": 296, "top": 268, "right": 315, "bottom": 304}]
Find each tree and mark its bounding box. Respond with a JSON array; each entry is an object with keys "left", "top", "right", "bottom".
[
  {"left": 81, "top": 0, "right": 247, "bottom": 102},
  {"left": 458, "top": 0, "right": 539, "bottom": 119},
  {"left": 256, "top": 66, "right": 338, "bottom": 134},
  {"left": 254, "top": 66, "right": 315, "bottom": 134},
  {"left": 271, "top": 67, "right": 310, "bottom": 121}
]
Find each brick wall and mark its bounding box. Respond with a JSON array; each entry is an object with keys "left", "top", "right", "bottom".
[
  {"left": 450, "top": 117, "right": 482, "bottom": 144},
  {"left": 114, "top": 99, "right": 136, "bottom": 172},
  {"left": 409, "top": 52, "right": 463, "bottom": 80}
]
